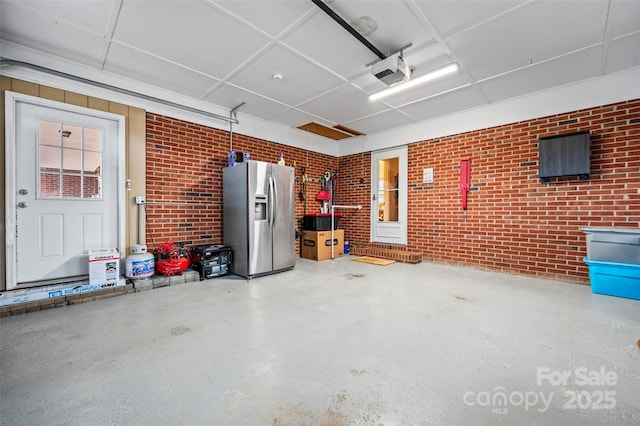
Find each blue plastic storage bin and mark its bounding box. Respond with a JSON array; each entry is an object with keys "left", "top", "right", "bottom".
[{"left": 583, "top": 258, "right": 640, "bottom": 300}]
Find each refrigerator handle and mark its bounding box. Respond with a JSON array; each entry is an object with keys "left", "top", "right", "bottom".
[
  {"left": 268, "top": 176, "right": 275, "bottom": 227},
  {"left": 272, "top": 175, "right": 278, "bottom": 226}
]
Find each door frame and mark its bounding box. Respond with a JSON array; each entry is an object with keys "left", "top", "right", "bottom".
[
  {"left": 370, "top": 146, "right": 408, "bottom": 245},
  {"left": 4, "top": 91, "right": 126, "bottom": 290}
]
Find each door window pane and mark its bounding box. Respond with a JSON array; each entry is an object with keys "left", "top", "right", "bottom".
[
  {"left": 83, "top": 127, "right": 102, "bottom": 152},
  {"left": 62, "top": 149, "right": 82, "bottom": 174},
  {"left": 39, "top": 146, "right": 61, "bottom": 171},
  {"left": 62, "top": 175, "right": 83, "bottom": 198},
  {"left": 378, "top": 157, "right": 399, "bottom": 222},
  {"left": 38, "top": 119, "right": 103, "bottom": 199},
  {"left": 39, "top": 120, "right": 61, "bottom": 147},
  {"left": 83, "top": 176, "right": 102, "bottom": 199},
  {"left": 84, "top": 151, "right": 101, "bottom": 174},
  {"left": 62, "top": 124, "right": 82, "bottom": 149},
  {"left": 40, "top": 173, "right": 61, "bottom": 197}
]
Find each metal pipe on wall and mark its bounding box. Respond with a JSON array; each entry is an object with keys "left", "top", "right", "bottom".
[
  {"left": 228, "top": 102, "right": 246, "bottom": 151},
  {"left": 142, "top": 202, "right": 222, "bottom": 207},
  {"left": 0, "top": 58, "right": 239, "bottom": 125}
]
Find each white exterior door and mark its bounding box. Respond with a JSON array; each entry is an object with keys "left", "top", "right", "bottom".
[
  {"left": 6, "top": 93, "right": 123, "bottom": 288},
  {"left": 371, "top": 146, "right": 407, "bottom": 245}
]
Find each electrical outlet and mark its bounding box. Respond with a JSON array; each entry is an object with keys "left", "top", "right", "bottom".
[{"left": 135, "top": 196, "right": 145, "bottom": 205}]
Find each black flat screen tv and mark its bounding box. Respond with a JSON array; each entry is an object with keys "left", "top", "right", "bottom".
[{"left": 538, "top": 131, "right": 590, "bottom": 183}]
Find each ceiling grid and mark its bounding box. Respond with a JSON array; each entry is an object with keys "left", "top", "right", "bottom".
[{"left": 0, "top": 0, "right": 638, "bottom": 143}]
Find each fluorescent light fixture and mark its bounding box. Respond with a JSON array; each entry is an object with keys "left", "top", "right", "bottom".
[{"left": 369, "top": 63, "right": 459, "bottom": 101}]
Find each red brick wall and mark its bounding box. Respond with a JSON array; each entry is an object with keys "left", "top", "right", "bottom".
[
  {"left": 337, "top": 153, "right": 372, "bottom": 245},
  {"left": 146, "top": 99, "right": 639, "bottom": 283},
  {"left": 145, "top": 113, "right": 337, "bottom": 253},
  {"left": 339, "top": 99, "right": 640, "bottom": 283}
]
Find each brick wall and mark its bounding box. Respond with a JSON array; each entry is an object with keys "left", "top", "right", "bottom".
[
  {"left": 338, "top": 99, "right": 640, "bottom": 283},
  {"left": 146, "top": 99, "right": 638, "bottom": 283},
  {"left": 338, "top": 153, "right": 372, "bottom": 245},
  {"left": 145, "top": 113, "right": 337, "bottom": 253}
]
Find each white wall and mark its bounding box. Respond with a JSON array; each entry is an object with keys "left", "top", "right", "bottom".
[{"left": 337, "top": 66, "right": 640, "bottom": 156}]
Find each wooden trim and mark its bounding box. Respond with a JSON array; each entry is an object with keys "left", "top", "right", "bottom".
[
  {"left": 64, "top": 92, "right": 88, "bottom": 107},
  {"left": 88, "top": 97, "right": 110, "bottom": 112},
  {"left": 12, "top": 80, "right": 39, "bottom": 96},
  {"left": 127, "top": 107, "right": 146, "bottom": 245},
  {"left": 40, "top": 86, "right": 65, "bottom": 102}
]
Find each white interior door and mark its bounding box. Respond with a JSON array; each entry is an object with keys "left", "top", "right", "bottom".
[
  {"left": 7, "top": 95, "right": 122, "bottom": 288},
  {"left": 371, "top": 146, "right": 407, "bottom": 245}
]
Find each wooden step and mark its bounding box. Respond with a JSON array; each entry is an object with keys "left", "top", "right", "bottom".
[{"left": 350, "top": 245, "right": 422, "bottom": 264}]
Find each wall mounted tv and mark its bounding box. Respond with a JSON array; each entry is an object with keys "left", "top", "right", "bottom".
[{"left": 538, "top": 131, "right": 590, "bottom": 183}]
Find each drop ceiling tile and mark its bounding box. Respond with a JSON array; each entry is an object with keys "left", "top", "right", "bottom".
[
  {"left": 214, "top": 0, "right": 315, "bottom": 38},
  {"left": 4, "top": 0, "right": 116, "bottom": 34},
  {"left": 401, "top": 43, "right": 450, "bottom": 73},
  {"left": 297, "top": 122, "right": 353, "bottom": 140},
  {"left": 228, "top": 44, "right": 344, "bottom": 106},
  {"left": 350, "top": 72, "right": 389, "bottom": 93},
  {"left": 330, "top": 0, "right": 433, "bottom": 54},
  {"left": 204, "top": 83, "right": 289, "bottom": 120},
  {"left": 415, "top": 0, "right": 528, "bottom": 38},
  {"left": 282, "top": 11, "right": 378, "bottom": 79},
  {"left": 3, "top": 0, "right": 639, "bottom": 142},
  {"left": 269, "top": 108, "right": 334, "bottom": 130},
  {"left": 448, "top": 0, "right": 608, "bottom": 80},
  {"left": 297, "top": 85, "right": 387, "bottom": 124},
  {"left": 374, "top": 67, "right": 472, "bottom": 108},
  {"left": 604, "top": 32, "right": 640, "bottom": 74},
  {"left": 400, "top": 86, "right": 487, "bottom": 121},
  {"left": 344, "top": 109, "right": 415, "bottom": 135},
  {"left": 113, "top": 0, "right": 268, "bottom": 79},
  {"left": 0, "top": 1, "right": 107, "bottom": 67},
  {"left": 607, "top": 0, "right": 640, "bottom": 38},
  {"left": 477, "top": 46, "right": 603, "bottom": 103},
  {"left": 105, "top": 43, "right": 219, "bottom": 98}
]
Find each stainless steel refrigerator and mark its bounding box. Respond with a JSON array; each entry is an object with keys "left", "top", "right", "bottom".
[{"left": 223, "top": 160, "right": 296, "bottom": 279}]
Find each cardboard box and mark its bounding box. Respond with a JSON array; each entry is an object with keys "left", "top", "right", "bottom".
[
  {"left": 301, "top": 230, "right": 344, "bottom": 261},
  {"left": 89, "top": 248, "right": 120, "bottom": 286}
]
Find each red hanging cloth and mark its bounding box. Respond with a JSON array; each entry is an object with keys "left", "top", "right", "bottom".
[{"left": 460, "top": 157, "right": 471, "bottom": 210}]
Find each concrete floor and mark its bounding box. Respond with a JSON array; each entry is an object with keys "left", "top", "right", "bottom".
[{"left": 1, "top": 257, "right": 639, "bottom": 426}]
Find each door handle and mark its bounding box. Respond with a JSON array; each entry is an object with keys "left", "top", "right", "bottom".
[
  {"left": 372, "top": 194, "right": 377, "bottom": 201},
  {"left": 18, "top": 202, "right": 28, "bottom": 208},
  {"left": 268, "top": 176, "right": 275, "bottom": 227},
  {"left": 272, "top": 177, "right": 278, "bottom": 226}
]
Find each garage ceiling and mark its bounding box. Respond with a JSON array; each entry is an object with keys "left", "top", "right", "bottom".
[{"left": 1, "top": 0, "right": 639, "bottom": 140}]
